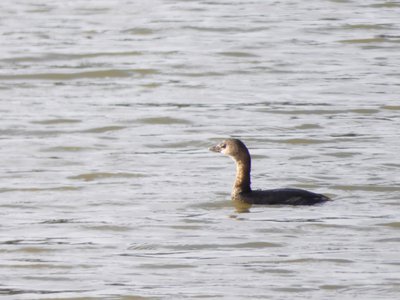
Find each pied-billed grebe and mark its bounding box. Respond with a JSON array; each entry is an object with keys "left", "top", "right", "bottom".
[{"left": 209, "top": 138, "right": 330, "bottom": 205}]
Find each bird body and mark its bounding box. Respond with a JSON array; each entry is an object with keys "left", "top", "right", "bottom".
[{"left": 210, "top": 138, "right": 330, "bottom": 206}]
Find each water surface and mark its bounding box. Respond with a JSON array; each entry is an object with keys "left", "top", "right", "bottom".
[{"left": 1, "top": 0, "right": 399, "bottom": 299}]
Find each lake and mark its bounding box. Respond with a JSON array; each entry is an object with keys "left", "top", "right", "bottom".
[{"left": 0, "top": 0, "right": 399, "bottom": 299}]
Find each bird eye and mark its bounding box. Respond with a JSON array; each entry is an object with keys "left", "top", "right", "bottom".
[{"left": 220, "top": 143, "right": 226, "bottom": 149}]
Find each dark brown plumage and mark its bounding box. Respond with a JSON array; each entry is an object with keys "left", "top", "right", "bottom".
[{"left": 209, "top": 138, "right": 330, "bottom": 206}]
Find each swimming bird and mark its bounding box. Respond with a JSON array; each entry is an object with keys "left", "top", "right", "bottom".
[{"left": 209, "top": 138, "right": 330, "bottom": 206}]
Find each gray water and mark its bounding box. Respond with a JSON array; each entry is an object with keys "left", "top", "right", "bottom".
[{"left": 1, "top": 0, "right": 400, "bottom": 299}]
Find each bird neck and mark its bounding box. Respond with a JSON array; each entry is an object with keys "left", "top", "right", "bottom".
[{"left": 232, "top": 155, "right": 251, "bottom": 195}]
